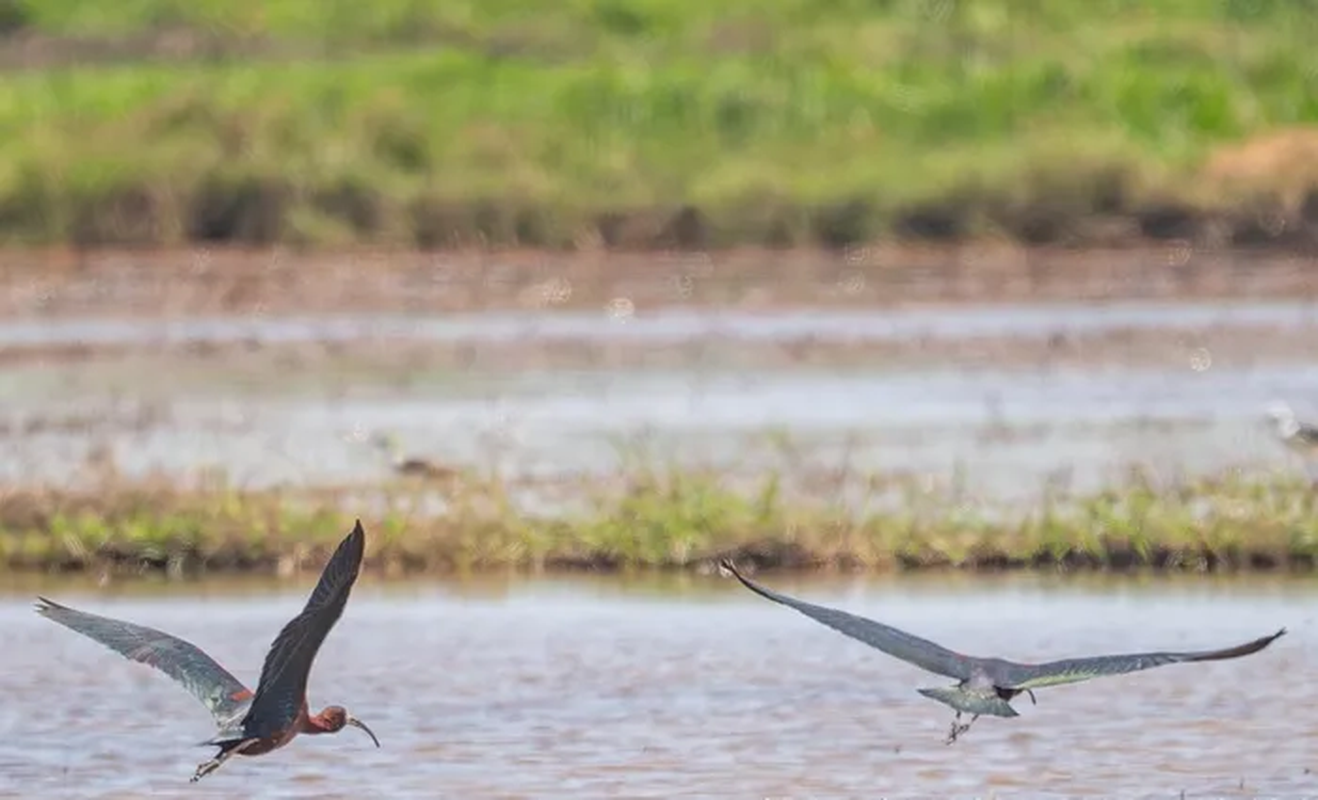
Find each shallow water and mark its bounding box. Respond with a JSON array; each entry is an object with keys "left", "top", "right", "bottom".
[
  {"left": 3, "top": 300, "right": 1318, "bottom": 505},
  {"left": 1, "top": 574, "right": 1314, "bottom": 798},
  {"left": 3, "top": 300, "right": 1318, "bottom": 348},
  {"left": 3, "top": 355, "right": 1318, "bottom": 505}
]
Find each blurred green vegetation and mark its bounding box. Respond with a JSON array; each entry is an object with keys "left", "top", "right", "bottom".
[
  {"left": 2, "top": 459, "right": 1316, "bottom": 577},
  {"left": 0, "top": 0, "right": 1316, "bottom": 247}
]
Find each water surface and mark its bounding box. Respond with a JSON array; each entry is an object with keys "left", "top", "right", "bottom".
[
  {"left": 1, "top": 575, "right": 1314, "bottom": 799},
  {"left": 3, "top": 300, "right": 1318, "bottom": 505},
  {"left": 2, "top": 300, "right": 1317, "bottom": 348},
  {"left": 3, "top": 357, "right": 1317, "bottom": 504}
]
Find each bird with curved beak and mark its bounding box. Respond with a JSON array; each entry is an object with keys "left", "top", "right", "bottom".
[
  {"left": 719, "top": 559, "right": 1286, "bottom": 744},
  {"left": 37, "top": 521, "right": 381, "bottom": 781}
]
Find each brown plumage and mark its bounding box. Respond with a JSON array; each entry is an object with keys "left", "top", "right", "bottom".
[{"left": 36, "top": 521, "right": 380, "bottom": 782}]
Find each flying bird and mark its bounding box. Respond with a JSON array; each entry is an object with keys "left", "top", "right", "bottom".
[
  {"left": 718, "top": 559, "right": 1286, "bottom": 744},
  {"left": 36, "top": 521, "right": 380, "bottom": 782},
  {"left": 1264, "top": 401, "right": 1318, "bottom": 457}
]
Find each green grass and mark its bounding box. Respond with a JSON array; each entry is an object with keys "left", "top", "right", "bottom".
[
  {"left": 0, "top": 0, "right": 1317, "bottom": 247},
  {"left": 3, "top": 461, "right": 1318, "bottom": 578}
]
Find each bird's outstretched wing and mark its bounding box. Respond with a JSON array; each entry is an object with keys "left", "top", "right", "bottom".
[
  {"left": 719, "top": 559, "right": 972, "bottom": 680},
  {"left": 239, "top": 521, "right": 367, "bottom": 738},
  {"left": 35, "top": 597, "right": 253, "bottom": 723},
  {"left": 996, "top": 628, "right": 1287, "bottom": 690}
]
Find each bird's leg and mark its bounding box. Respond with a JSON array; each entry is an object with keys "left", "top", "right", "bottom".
[
  {"left": 944, "top": 712, "right": 961, "bottom": 745},
  {"left": 944, "top": 713, "right": 979, "bottom": 745},
  {"left": 1025, "top": 689, "right": 1037, "bottom": 706},
  {"left": 190, "top": 740, "right": 254, "bottom": 783},
  {"left": 190, "top": 753, "right": 229, "bottom": 783}
]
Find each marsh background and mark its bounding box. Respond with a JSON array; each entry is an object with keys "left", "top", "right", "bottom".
[{"left": 1, "top": 1, "right": 1317, "bottom": 797}]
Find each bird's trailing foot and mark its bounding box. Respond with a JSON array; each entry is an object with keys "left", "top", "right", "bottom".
[
  {"left": 944, "top": 712, "right": 979, "bottom": 745},
  {"left": 190, "top": 739, "right": 253, "bottom": 782},
  {"left": 190, "top": 757, "right": 223, "bottom": 783}
]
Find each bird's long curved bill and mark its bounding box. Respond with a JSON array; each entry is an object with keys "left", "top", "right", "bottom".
[{"left": 347, "top": 716, "right": 381, "bottom": 748}]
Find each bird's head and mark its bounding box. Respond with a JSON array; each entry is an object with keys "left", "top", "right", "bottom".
[{"left": 316, "top": 705, "right": 381, "bottom": 747}]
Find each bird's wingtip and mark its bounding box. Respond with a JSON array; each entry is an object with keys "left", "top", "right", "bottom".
[
  {"left": 33, "top": 595, "right": 58, "bottom": 614},
  {"left": 1251, "top": 627, "right": 1287, "bottom": 651},
  {"left": 347, "top": 519, "right": 369, "bottom": 545},
  {"left": 716, "top": 558, "right": 739, "bottom": 578},
  {"left": 338, "top": 519, "right": 368, "bottom": 570}
]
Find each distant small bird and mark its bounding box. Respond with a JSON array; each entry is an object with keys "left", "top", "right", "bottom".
[
  {"left": 719, "top": 559, "right": 1286, "bottom": 744},
  {"left": 1264, "top": 401, "right": 1318, "bottom": 456},
  {"left": 370, "top": 432, "right": 460, "bottom": 481},
  {"left": 37, "top": 521, "right": 380, "bottom": 782}
]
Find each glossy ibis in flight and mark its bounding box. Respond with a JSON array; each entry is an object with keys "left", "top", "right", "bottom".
[
  {"left": 719, "top": 559, "right": 1286, "bottom": 744},
  {"left": 36, "top": 520, "right": 380, "bottom": 781}
]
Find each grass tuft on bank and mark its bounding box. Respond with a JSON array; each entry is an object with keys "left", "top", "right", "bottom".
[{"left": 2, "top": 461, "right": 1317, "bottom": 578}]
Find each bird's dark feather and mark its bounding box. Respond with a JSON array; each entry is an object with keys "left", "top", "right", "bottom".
[
  {"left": 238, "top": 521, "right": 366, "bottom": 739},
  {"left": 719, "top": 559, "right": 972, "bottom": 680},
  {"left": 34, "top": 597, "right": 252, "bottom": 724}
]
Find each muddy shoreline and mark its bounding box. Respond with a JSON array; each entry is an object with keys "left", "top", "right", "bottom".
[
  {"left": 0, "top": 320, "right": 1311, "bottom": 375},
  {"left": 12, "top": 543, "right": 1315, "bottom": 580},
  {"left": 2, "top": 244, "right": 1317, "bottom": 320}
]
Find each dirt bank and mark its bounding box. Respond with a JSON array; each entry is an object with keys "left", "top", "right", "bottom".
[
  {"left": 0, "top": 317, "right": 1310, "bottom": 378},
  {"left": 2, "top": 244, "right": 1318, "bottom": 321}
]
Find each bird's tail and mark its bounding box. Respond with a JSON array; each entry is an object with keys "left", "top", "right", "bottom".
[{"left": 197, "top": 731, "right": 245, "bottom": 748}]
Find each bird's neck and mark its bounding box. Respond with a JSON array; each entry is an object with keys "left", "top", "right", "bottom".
[{"left": 300, "top": 709, "right": 337, "bottom": 736}]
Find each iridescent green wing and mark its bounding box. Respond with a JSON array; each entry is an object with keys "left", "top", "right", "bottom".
[
  {"left": 998, "top": 628, "right": 1287, "bottom": 690},
  {"left": 36, "top": 597, "right": 253, "bottom": 722}
]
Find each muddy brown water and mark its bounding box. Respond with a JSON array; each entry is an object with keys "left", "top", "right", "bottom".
[{"left": 0, "top": 573, "right": 1314, "bottom": 798}]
